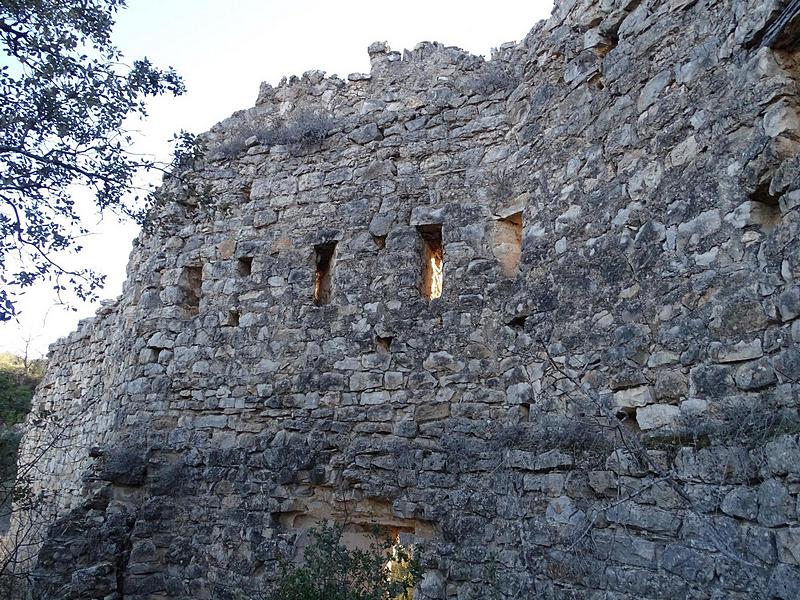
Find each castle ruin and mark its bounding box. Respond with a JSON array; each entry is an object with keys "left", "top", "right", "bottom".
[{"left": 7, "top": 0, "right": 800, "bottom": 598}]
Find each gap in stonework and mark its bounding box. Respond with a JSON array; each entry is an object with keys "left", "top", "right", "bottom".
[
  {"left": 372, "top": 234, "right": 386, "bottom": 250},
  {"left": 507, "top": 315, "right": 527, "bottom": 329},
  {"left": 616, "top": 407, "right": 642, "bottom": 433},
  {"left": 376, "top": 335, "right": 394, "bottom": 353},
  {"left": 750, "top": 179, "right": 782, "bottom": 231},
  {"left": 237, "top": 256, "right": 253, "bottom": 276}
]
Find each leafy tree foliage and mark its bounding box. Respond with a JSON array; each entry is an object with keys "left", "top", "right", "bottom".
[
  {"left": 0, "top": 352, "right": 42, "bottom": 421},
  {"left": 265, "top": 523, "right": 421, "bottom": 600},
  {"left": 0, "top": 0, "right": 187, "bottom": 320},
  {"left": 0, "top": 352, "right": 43, "bottom": 529}
]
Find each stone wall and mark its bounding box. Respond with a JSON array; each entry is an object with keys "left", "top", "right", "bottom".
[{"left": 8, "top": 0, "right": 800, "bottom": 598}]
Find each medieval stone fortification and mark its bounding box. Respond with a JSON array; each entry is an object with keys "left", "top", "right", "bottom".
[{"left": 8, "top": 0, "right": 800, "bottom": 597}]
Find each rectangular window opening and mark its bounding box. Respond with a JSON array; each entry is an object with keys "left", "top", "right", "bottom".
[
  {"left": 417, "top": 224, "right": 443, "bottom": 300},
  {"left": 237, "top": 256, "right": 253, "bottom": 276},
  {"left": 314, "top": 242, "right": 337, "bottom": 305},
  {"left": 181, "top": 265, "right": 202, "bottom": 315},
  {"left": 493, "top": 211, "right": 522, "bottom": 277}
]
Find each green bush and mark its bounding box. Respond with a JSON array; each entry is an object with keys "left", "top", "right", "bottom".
[{"left": 264, "top": 522, "right": 421, "bottom": 600}]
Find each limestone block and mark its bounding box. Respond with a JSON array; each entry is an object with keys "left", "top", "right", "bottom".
[
  {"left": 660, "top": 544, "right": 714, "bottom": 584},
  {"left": 359, "top": 391, "right": 389, "bottom": 405},
  {"left": 764, "top": 435, "right": 800, "bottom": 477},
  {"left": 636, "top": 403, "right": 679, "bottom": 430},
  {"left": 349, "top": 371, "right": 383, "bottom": 391},
  {"left": 546, "top": 496, "right": 585, "bottom": 526},
  {"left": 535, "top": 450, "right": 573, "bottom": 472},
  {"left": 637, "top": 69, "right": 673, "bottom": 112},
  {"left": 776, "top": 528, "right": 800, "bottom": 565},
  {"left": 690, "top": 364, "right": 735, "bottom": 397},
  {"left": 778, "top": 286, "right": 800, "bottom": 322},
  {"left": 758, "top": 479, "right": 795, "bottom": 527},
  {"left": 422, "top": 351, "right": 464, "bottom": 373},
  {"left": 679, "top": 397, "right": 708, "bottom": 417},
  {"left": 655, "top": 370, "right": 688, "bottom": 400},
  {"left": 348, "top": 123, "right": 382, "bottom": 144},
  {"left": 647, "top": 350, "right": 679, "bottom": 367},
  {"left": 217, "top": 239, "right": 236, "bottom": 259},
  {"left": 606, "top": 502, "right": 681, "bottom": 534},
  {"left": 734, "top": 357, "right": 777, "bottom": 390},
  {"left": 709, "top": 339, "right": 763, "bottom": 363},
  {"left": 606, "top": 449, "right": 647, "bottom": 476},
  {"left": 612, "top": 385, "right": 654, "bottom": 411},
  {"left": 764, "top": 101, "right": 800, "bottom": 138},
  {"left": 667, "top": 135, "right": 699, "bottom": 167},
  {"left": 721, "top": 487, "right": 758, "bottom": 520},
  {"left": 677, "top": 209, "right": 721, "bottom": 249},
  {"left": 710, "top": 300, "right": 769, "bottom": 336},
  {"left": 194, "top": 415, "right": 227, "bottom": 429},
  {"left": 769, "top": 564, "right": 800, "bottom": 600},
  {"left": 506, "top": 382, "right": 532, "bottom": 404},
  {"left": 419, "top": 570, "right": 446, "bottom": 599},
  {"left": 523, "top": 473, "right": 566, "bottom": 494},
  {"left": 773, "top": 348, "right": 800, "bottom": 381}
]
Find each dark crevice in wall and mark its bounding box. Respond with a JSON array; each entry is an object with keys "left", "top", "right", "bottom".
[
  {"left": 588, "top": 73, "right": 605, "bottom": 90},
  {"left": 115, "top": 522, "right": 133, "bottom": 600},
  {"left": 508, "top": 315, "right": 528, "bottom": 329}
]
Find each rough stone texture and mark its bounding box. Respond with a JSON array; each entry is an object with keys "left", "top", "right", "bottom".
[{"left": 7, "top": 0, "right": 800, "bottom": 599}]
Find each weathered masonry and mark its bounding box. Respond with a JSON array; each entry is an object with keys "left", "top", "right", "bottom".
[{"left": 8, "top": 0, "right": 800, "bottom": 598}]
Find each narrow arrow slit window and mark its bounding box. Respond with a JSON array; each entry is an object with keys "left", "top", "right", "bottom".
[
  {"left": 314, "top": 242, "right": 337, "bottom": 304},
  {"left": 493, "top": 211, "right": 523, "bottom": 277},
  {"left": 417, "top": 224, "right": 443, "bottom": 300},
  {"left": 181, "top": 265, "right": 203, "bottom": 315}
]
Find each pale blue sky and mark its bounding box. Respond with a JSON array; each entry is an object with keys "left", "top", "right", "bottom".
[{"left": 1, "top": 0, "right": 554, "bottom": 357}]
